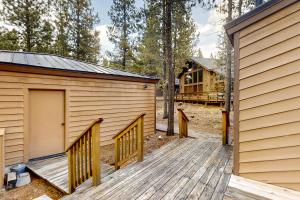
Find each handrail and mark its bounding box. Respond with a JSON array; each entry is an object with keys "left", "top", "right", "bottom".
[
  {"left": 178, "top": 109, "right": 189, "bottom": 138},
  {"left": 66, "top": 118, "right": 103, "bottom": 194},
  {"left": 113, "top": 113, "right": 145, "bottom": 170},
  {"left": 0, "top": 128, "right": 4, "bottom": 189}
]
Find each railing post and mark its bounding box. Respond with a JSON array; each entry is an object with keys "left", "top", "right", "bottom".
[
  {"left": 68, "top": 149, "right": 74, "bottom": 193},
  {"left": 0, "top": 129, "right": 4, "bottom": 189},
  {"left": 91, "top": 122, "right": 101, "bottom": 186},
  {"left": 137, "top": 116, "right": 144, "bottom": 162},
  {"left": 114, "top": 139, "right": 120, "bottom": 170},
  {"left": 178, "top": 111, "right": 183, "bottom": 138},
  {"left": 222, "top": 110, "right": 228, "bottom": 145}
]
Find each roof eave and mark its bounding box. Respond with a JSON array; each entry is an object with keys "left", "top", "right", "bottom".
[{"left": 0, "top": 62, "right": 159, "bottom": 84}]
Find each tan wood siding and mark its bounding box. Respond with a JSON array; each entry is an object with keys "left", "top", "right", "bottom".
[
  {"left": 0, "top": 70, "right": 155, "bottom": 166},
  {"left": 237, "top": 2, "right": 300, "bottom": 191}
]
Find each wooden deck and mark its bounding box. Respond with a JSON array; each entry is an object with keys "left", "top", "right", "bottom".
[
  {"left": 27, "top": 155, "right": 115, "bottom": 194},
  {"left": 62, "top": 137, "right": 233, "bottom": 200}
]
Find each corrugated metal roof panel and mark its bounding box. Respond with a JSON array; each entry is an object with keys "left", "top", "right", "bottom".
[{"left": 0, "top": 51, "right": 157, "bottom": 80}]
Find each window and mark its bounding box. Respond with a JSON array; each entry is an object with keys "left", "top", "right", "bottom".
[
  {"left": 198, "top": 69, "right": 203, "bottom": 82},
  {"left": 185, "top": 73, "right": 192, "bottom": 84},
  {"left": 193, "top": 71, "right": 197, "bottom": 83}
]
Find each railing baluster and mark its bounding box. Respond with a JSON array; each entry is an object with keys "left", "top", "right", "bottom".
[
  {"left": 112, "top": 114, "right": 145, "bottom": 170},
  {"left": 178, "top": 109, "right": 189, "bottom": 138},
  {"left": 66, "top": 118, "right": 103, "bottom": 194}
]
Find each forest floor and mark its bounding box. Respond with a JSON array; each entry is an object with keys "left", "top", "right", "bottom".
[
  {"left": 156, "top": 97, "right": 224, "bottom": 135},
  {"left": 1, "top": 98, "right": 228, "bottom": 200}
]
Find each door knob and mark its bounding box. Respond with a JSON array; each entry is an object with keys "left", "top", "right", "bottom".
[{"left": 61, "top": 122, "right": 65, "bottom": 126}]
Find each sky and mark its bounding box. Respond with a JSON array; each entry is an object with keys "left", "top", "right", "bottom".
[{"left": 92, "top": 0, "right": 224, "bottom": 58}]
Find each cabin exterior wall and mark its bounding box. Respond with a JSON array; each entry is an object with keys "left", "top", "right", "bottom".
[
  {"left": 235, "top": 1, "right": 300, "bottom": 191},
  {"left": 0, "top": 69, "right": 156, "bottom": 166}
]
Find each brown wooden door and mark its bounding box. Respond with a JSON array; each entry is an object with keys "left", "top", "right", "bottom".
[{"left": 29, "top": 90, "right": 65, "bottom": 159}]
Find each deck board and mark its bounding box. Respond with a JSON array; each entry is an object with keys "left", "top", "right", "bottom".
[
  {"left": 62, "top": 138, "right": 234, "bottom": 200},
  {"left": 27, "top": 155, "right": 115, "bottom": 194}
]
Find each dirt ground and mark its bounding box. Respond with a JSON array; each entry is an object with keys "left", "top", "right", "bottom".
[
  {"left": 157, "top": 98, "right": 224, "bottom": 135},
  {"left": 0, "top": 173, "right": 64, "bottom": 200}
]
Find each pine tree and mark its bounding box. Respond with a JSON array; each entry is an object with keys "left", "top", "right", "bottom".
[
  {"left": 172, "top": 0, "right": 196, "bottom": 75},
  {"left": 69, "top": 0, "right": 100, "bottom": 63},
  {"left": 1, "top": 0, "right": 48, "bottom": 51},
  {"left": 36, "top": 20, "right": 55, "bottom": 53},
  {"left": 54, "top": 0, "right": 71, "bottom": 57},
  {"left": 138, "top": 0, "right": 162, "bottom": 76},
  {"left": 0, "top": 28, "right": 20, "bottom": 50},
  {"left": 108, "top": 0, "right": 139, "bottom": 70}
]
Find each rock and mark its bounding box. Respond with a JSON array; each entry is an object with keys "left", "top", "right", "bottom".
[
  {"left": 158, "top": 135, "right": 163, "bottom": 140},
  {"left": 16, "top": 172, "right": 31, "bottom": 187}
]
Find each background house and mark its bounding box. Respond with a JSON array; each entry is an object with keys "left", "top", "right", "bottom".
[
  {"left": 176, "top": 57, "right": 225, "bottom": 105},
  {"left": 225, "top": 0, "right": 300, "bottom": 192},
  {"left": 0, "top": 51, "right": 157, "bottom": 168}
]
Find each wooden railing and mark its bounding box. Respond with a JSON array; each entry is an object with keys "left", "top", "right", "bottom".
[
  {"left": 175, "top": 91, "right": 225, "bottom": 102},
  {"left": 178, "top": 109, "right": 189, "bottom": 138},
  {"left": 113, "top": 113, "right": 145, "bottom": 170},
  {"left": 0, "top": 128, "right": 4, "bottom": 189},
  {"left": 222, "top": 110, "right": 229, "bottom": 145},
  {"left": 65, "top": 118, "right": 103, "bottom": 194}
]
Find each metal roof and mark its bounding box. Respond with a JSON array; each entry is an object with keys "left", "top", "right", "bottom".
[
  {"left": 0, "top": 51, "right": 157, "bottom": 81},
  {"left": 190, "top": 57, "right": 216, "bottom": 71}
]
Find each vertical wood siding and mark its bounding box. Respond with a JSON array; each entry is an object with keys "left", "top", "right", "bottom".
[
  {"left": 237, "top": 2, "right": 300, "bottom": 191},
  {"left": 0, "top": 70, "right": 155, "bottom": 166}
]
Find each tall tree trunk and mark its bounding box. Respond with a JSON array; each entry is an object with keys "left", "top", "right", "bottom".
[
  {"left": 25, "top": 0, "right": 31, "bottom": 51},
  {"left": 122, "top": 2, "right": 127, "bottom": 69},
  {"left": 225, "top": 0, "right": 233, "bottom": 116},
  {"left": 238, "top": 0, "right": 243, "bottom": 16},
  {"left": 162, "top": 0, "right": 168, "bottom": 119},
  {"left": 166, "top": 0, "right": 174, "bottom": 136}
]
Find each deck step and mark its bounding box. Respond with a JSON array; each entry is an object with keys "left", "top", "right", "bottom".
[{"left": 225, "top": 175, "right": 300, "bottom": 200}]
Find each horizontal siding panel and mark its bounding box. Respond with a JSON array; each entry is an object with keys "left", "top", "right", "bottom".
[
  {"left": 240, "top": 121, "right": 300, "bottom": 142},
  {"left": 0, "top": 96, "right": 24, "bottom": 102},
  {"left": 70, "top": 104, "right": 154, "bottom": 112},
  {"left": 5, "top": 132, "right": 23, "bottom": 140},
  {"left": 5, "top": 157, "right": 24, "bottom": 166},
  {"left": 240, "top": 72, "right": 300, "bottom": 100},
  {"left": 239, "top": 85, "right": 300, "bottom": 110},
  {"left": 70, "top": 110, "right": 154, "bottom": 119},
  {"left": 240, "top": 2, "right": 300, "bottom": 37},
  {"left": 239, "top": 11, "right": 300, "bottom": 48},
  {"left": 69, "top": 100, "right": 154, "bottom": 107},
  {"left": 69, "top": 91, "right": 154, "bottom": 97},
  {"left": 239, "top": 48, "right": 300, "bottom": 79},
  {"left": 0, "top": 120, "right": 24, "bottom": 128},
  {"left": 240, "top": 158, "right": 300, "bottom": 173},
  {"left": 0, "top": 88, "right": 23, "bottom": 95},
  {"left": 5, "top": 138, "right": 23, "bottom": 146},
  {"left": 70, "top": 113, "right": 154, "bottom": 127},
  {"left": 4, "top": 126, "right": 23, "bottom": 134},
  {"left": 240, "top": 97, "right": 300, "bottom": 121},
  {"left": 70, "top": 87, "right": 154, "bottom": 93},
  {"left": 70, "top": 96, "right": 155, "bottom": 102},
  {"left": 240, "top": 146, "right": 300, "bottom": 163},
  {"left": 240, "top": 35, "right": 300, "bottom": 69},
  {"left": 5, "top": 145, "right": 23, "bottom": 153},
  {"left": 0, "top": 102, "right": 24, "bottom": 109},
  {"left": 240, "top": 23, "right": 300, "bottom": 58},
  {"left": 240, "top": 109, "right": 300, "bottom": 132},
  {"left": 240, "top": 134, "right": 300, "bottom": 152},
  {"left": 0, "top": 114, "right": 23, "bottom": 122},
  {"left": 0, "top": 108, "right": 23, "bottom": 115},
  {"left": 6, "top": 151, "right": 23, "bottom": 160},
  {"left": 239, "top": 60, "right": 300, "bottom": 90},
  {"left": 240, "top": 171, "right": 300, "bottom": 184}
]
